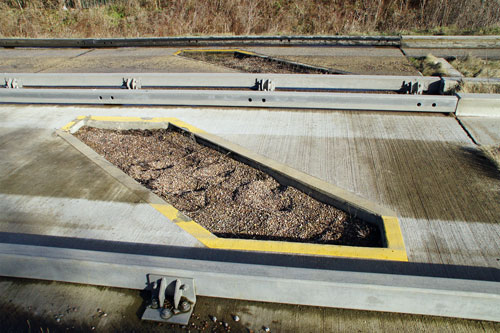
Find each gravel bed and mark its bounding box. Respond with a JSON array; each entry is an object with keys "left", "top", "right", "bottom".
[
  {"left": 75, "top": 127, "right": 382, "bottom": 247},
  {"left": 181, "top": 52, "right": 327, "bottom": 74}
]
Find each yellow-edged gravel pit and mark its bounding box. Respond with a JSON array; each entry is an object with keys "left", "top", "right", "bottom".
[{"left": 75, "top": 126, "right": 382, "bottom": 247}]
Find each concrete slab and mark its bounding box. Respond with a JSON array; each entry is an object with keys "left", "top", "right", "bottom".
[
  {"left": 245, "top": 46, "right": 406, "bottom": 57},
  {"left": 0, "top": 126, "right": 203, "bottom": 247},
  {"left": 0, "top": 47, "right": 236, "bottom": 73},
  {"left": 1, "top": 105, "right": 500, "bottom": 272},
  {"left": 0, "top": 46, "right": 419, "bottom": 75},
  {"left": 459, "top": 117, "right": 500, "bottom": 145},
  {"left": 2, "top": 104, "right": 500, "bottom": 330},
  {"left": 244, "top": 46, "right": 420, "bottom": 75}
]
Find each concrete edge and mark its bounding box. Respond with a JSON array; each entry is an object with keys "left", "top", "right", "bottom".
[
  {"left": 0, "top": 35, "right": 400, "bottom": 48},
  {"left": 402, "top": 35, "right": 500, "bottom": 49},
  {"left": 455, "top": 93, "right": 500, "bottom": 117},
  {"left": 59, "top": 116, "right": 408, "bottom": 262},
  {"left": 0, "top": 241, "right": 498, "bottom": 322},
  {"left": 2, "top": 35, "right": 498, "bottom": 49}
]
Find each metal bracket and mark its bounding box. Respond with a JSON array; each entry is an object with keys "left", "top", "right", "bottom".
[
  {"left": 123, "top": 77, "right": 140, "bottom": 89},
  {"left": 256, "top": 79, "right": 275, "bottom": 91},
  {"left": 142, "top": 274, "right": 196, "bottom": 325},
  {"left": 402, "top": 80, "right": 423, "bottom": 95},
  {"left": 4, "top": 78, "right": 21, "bottom": 89}
]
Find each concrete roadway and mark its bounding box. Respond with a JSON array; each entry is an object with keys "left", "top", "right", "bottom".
[
  {"left": 1, "top": 104, "right": 500, "bottom": 331},
  {"left": 0, "top": 46, "right": 418, "bottom": 75}
]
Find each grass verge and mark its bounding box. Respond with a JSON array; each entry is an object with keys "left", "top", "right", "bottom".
[{"left": 1, "top": 0, "right": 499, "bottom": 38}]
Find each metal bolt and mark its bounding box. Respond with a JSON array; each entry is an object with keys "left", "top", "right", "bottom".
[
  {"left": 160, "top": 308, "right": 173, "bottom": 320},
  {"left": 151, "top": 298, "right": 159, "bottom": 309},
  {"left": 179, "top": 301, "right": 191, "bottom": 313}
]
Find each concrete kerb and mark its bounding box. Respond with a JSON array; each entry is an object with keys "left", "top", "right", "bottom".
[
  {"left": 2, "top": 35, "right": 498, "bottom": 49},
  {"left": 0, "top": 36, "right": 401, "bottom": 48},
  {"left": 402, "top": 36, "right": 500, "bottom": 49},
  {"left": 59, "top": 116, "right": 408, "bottom": 262},
  {"left": 455, "top": 93, "right": 500, "bottom": 117}
]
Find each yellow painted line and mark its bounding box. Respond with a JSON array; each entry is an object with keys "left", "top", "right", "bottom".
[
  {"left": 174, "top": 48, "right": 257, "bottom": 56},
  {"left": 150, "top": 202, "right": 408, "bottom": 261},
  {"left": 64, "top": 116, "right": 408, "bottom": 261},
  {"left": 167, "top": 118, "right": 206, "bottom": 134},
  {"left": 383, "top": 216, "right": 407, "bottom": 252},
  {"left": 65, "top": 116, "right": 207, "bottom": 134},
  {"left": 61, "top": 121, "right": 76, "bottom": 132},
  {"left": 176, "top": 221, "right": 217, "bottom": 240},
  {"left": 206, "top": 238, "right": 408, "bottom": 262}
]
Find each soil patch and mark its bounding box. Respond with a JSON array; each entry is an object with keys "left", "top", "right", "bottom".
[
  {"left": 180, "top": 52, "right": 333, "bottom": 74},
  {"left": 282, "top": 55, "right": 420, "bottom": 76},
  {"left": 74, "top": 127, "right": 382, "bottom": 247}
]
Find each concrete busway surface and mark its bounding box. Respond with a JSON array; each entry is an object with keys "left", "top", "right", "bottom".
[
  {"left": 1, "top": 105, "right": 500, "bottom": 328},
  {"left": 1, "top": 107, "right": 500, "bottom": 261},
  {"left": 0, "top": 45, "right": 418, "bottom": 76},
  {"left": 1, "top": 40, "right": 500, "bottom": 329}
]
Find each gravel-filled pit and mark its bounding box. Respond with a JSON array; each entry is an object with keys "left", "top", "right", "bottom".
[{"left": 75, "top": 126, "right": 382, "bottom": 247}]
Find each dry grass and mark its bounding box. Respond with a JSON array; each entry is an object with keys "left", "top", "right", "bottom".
[
  {"left": 450, "top": 56, "right": 500, "bottom": 78},
  {"left": 1, "top": 0, "right": 500, "bottom": 38},
  {"left": 457, "top": 82, "right": 500, "bottom": 94},
  {"left": 480, "top": 145, "right": 500, "bottom": 171},
  {"left": 410, "top": 54, "right": 447, "bottom": 77}
]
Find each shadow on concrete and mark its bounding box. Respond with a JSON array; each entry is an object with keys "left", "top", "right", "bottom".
[{"left": 0, "top": 232, "right": 498, "bottom": 283}]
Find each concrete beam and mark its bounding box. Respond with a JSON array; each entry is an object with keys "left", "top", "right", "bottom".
[
  {"left": 402, "top": 36, "right": 500, "bottom": 49},
  {"left": 0, "top": 235, "right": 499, "bottom": 322},
  {"left": 0, "top": 88, "right": 458, "bottom": 113},
  {"left": 1, "top": 73, "right": 443, "bottom": 93},
  {"left": 456, "top": 93, "right": 500, "bottom": 116},
  {"left": 0, "top": 36, "right": 400, "bottom": 48}
]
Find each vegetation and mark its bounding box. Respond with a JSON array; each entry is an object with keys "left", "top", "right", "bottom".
[
  {"left": 410, "top": 54, "right": 447, "bottom": 76},
  {"left": 1, "top": 0, "right": 500, "bottom": 38},
  {"left": 450, "top": 56, "right": 500, "bottom": 78},
  {"left": 457, "top": 82, "right": 500, "bottom": 94},
  {"left": 480, "top": 145, "right": 500, "bottom": 171}
]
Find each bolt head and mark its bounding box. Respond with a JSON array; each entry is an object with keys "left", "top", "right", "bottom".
[
  {"left": 179, "top": 301, "right": 191, "bottom": 313},
  {"left": 160, "top": 308, "right": 173, "bottom": 320}
]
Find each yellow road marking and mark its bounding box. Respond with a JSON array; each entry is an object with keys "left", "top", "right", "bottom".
[
  {"left": 174, "top": 48, "right": 257, "bottom": 56},
  {"left": 62, "top": 116, "right": 206, "bottom": 134}
]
